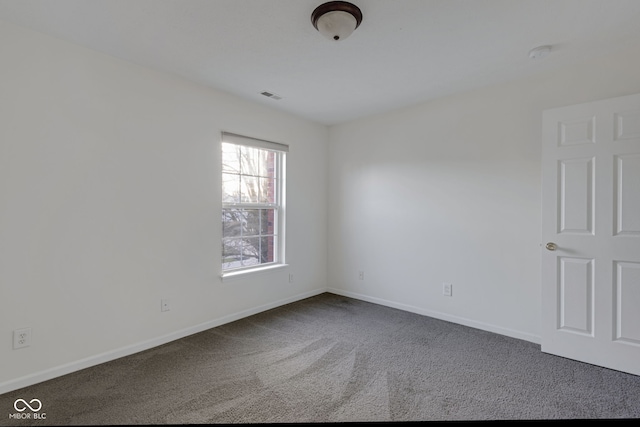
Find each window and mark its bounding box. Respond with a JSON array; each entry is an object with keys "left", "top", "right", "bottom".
[{"left": 221, "top": 132, "right": 287, "bottom": 274}]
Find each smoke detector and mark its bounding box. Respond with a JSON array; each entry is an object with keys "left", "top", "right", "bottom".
[{"left": 529, "top": 45, "right": 552, "bottom": 60}]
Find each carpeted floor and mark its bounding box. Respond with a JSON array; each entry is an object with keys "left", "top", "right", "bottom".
[{"left": 2, "top": 292, "right": 640, "bottom": 424}]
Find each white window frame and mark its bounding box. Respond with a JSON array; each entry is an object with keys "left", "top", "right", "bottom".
[{"left": 220, "top": 132, "right": 287, "bottom": 279}]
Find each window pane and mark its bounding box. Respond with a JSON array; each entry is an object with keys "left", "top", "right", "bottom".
[
  {"left": 261, "top": 236, "right": 274, "bottom": 263},
  {"left": 255, "top": 149, "right": 267, "bottom": 177},
  {"left": 264, "top": 150, "right": 275, "bottom": 179},
  {"left": 222, "top": 143, "right": 240, "bottom": 173},
  {"left": 240, "top": 175, "right": 260, "bottom": 203},
  {"left": 222, "top": 238, "right": 242, "bottom": 269},
  {"left": 240, "top": 146, "right": 260, "bottom": 177},
  {"left": 255, "top": 149, "right": 275, "bottom": 178},
  {"left": 243, "top": 209, "right": 260, "bottom": 236},
  {"left": 222, "top": 209, "right": 242, "bottom": 238},
  {"left": 260, "top": 209, "right": 275, "bottom": 235},
  {"left": 241, "top": 237, "right": 260, "bottom": 266},
  {"left": 223, "top": 208, "right": 277, "bottom": 269},
  {"left": 258, "top": 177, "right": 276, "bottom": 204},
  {"left": 222, "top": 173, "right": 240, "bottom": 203}
]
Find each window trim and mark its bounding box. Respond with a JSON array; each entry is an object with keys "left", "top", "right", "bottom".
[
  {"left": 220, "top": 263, "right": 289, "bottom": 282},
  {"left": 221, "top": 132, "right": 289, "bottom": 153},
  {"left": 220, "top": 132, "right": 287, "bottom": 278}
]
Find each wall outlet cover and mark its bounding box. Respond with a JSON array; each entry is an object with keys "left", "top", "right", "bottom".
[{"left": 13, "top": 328, "right": 32, "bottom": 349}]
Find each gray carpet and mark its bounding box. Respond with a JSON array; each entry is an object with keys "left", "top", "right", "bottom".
[{"left": 2, "top": 292, "right": 640, "bottom": 424}]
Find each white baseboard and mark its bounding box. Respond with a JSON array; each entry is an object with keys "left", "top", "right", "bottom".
[
  {"left": 326, "top": 288, "right": 541, "bottom": 345},
  {"left": 0, "top": 288, "right": 326, "bottom": 395},
  {"left": 1, "top": 286, "right": 540, "bottom": 395}
]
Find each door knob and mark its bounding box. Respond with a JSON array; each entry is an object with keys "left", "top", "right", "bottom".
[{"left": 545, "top": 242, "right": 557, "bottom": 251}]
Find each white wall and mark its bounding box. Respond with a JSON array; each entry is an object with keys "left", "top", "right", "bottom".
[
  {"left": 0, "top": 20, "right": 328, "bottom": 392},
  {"left": 3, "top": 15, "right": 640, "bottom": 396},
  {"left": 327, "top": 44, "right": 640, "bottom": 343}
]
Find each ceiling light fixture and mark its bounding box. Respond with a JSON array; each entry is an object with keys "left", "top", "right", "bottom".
[{"left": 311, "top": 1, "right": 363, "bottom": 41}]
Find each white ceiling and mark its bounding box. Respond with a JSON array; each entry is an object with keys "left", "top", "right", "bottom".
[{"left": 1, "top": 0, "right": 640, "bottom": 125}]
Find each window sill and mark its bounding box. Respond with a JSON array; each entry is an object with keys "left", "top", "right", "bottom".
[{"left": 220, "top": 263, "right": 289, "bottom": 282}]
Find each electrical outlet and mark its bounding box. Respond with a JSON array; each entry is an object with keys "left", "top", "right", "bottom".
[
  {"left": 161, "top": 299, "right": 170, "bottom": 312},
  {"left": 358, "top": 271, "right": 364, "bottom": 280},
  {"left": 13, "top": 328, "right": 32, "bottom": 349},
  {"left": 289, "top": 273, "right": 294, "bottom": 283},
  {"left": 443, "top": 283, "right": 453, "bottom": 297}
]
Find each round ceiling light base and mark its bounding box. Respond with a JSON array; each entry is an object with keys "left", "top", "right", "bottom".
[{"left": 311, "top": 1, "right": 363, "bottom": 41}]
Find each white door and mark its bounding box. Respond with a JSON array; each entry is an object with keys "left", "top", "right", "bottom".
[{"left": 541, "top": 92, "right": 640, "bottom": 376}]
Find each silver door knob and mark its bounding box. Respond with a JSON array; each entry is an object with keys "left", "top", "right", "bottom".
[{"left": 545, "top": 242, "right": 557, "bottom": 251}]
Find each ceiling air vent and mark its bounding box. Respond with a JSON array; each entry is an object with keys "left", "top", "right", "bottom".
[{"left": 260, "top": 91, "right": 282, "bottom": 100}]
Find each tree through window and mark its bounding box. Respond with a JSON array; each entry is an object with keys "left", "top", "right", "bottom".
[{"left": 221, "top": 132, "right": 287, "bottom": 272}]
